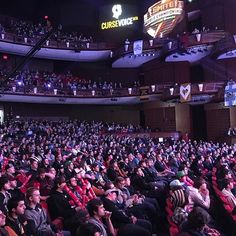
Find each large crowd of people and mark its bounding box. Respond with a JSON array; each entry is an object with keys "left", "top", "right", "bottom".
[
  {"left": 0, "top": 16, "right": 93, "bottom": 46},
  {"left": 0, "top": 70, "right": 140, "bottom": 94},
  {"left": 0, "top": 119, "right": 235, "bottom": 236}
]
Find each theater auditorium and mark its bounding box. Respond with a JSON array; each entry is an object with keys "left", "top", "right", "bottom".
[{"left": 0, "top": 0, "right": 235, "bottom": 235}]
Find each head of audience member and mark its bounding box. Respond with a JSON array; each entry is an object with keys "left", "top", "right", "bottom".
[
  {"left": 26, "top": 187, "right": 41, "bottom": 207},
  {"left": 115, "top": 176, "right": 126, "bottom": 190},
  {"left": 221, "top": 179, "right": 234, "bottom": 191},
  {"left": 0, "top": 176, "right": 11, "bottom": 192},
  {"left": 7, "top": 197, "right": 26, "bottom": 218},
  {"left": 87, "top": 198, "right": 106, "bottom": 219},
  {"left": 193, "top": 178, "right": 208, "bottom": 192},
  {"left": 5, "top": 163, "right": 16, "bottom": 176},
  {"left": 54, "top": 175, "right": 66, "bottom": 192}
]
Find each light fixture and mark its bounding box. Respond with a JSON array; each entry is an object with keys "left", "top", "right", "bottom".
[
  {"left": 169, "top": 87, "right": 174, "bottom": 95},
  {"left": 47, "top": 83, "right": 51, "bottom": 88},
  {"left": 12, "top": 86, "right": 16, "bottom": 92},
  {"left": 66, "top": 41, "right": 70, "bottom": 48},
  {"left": 151, "top": 85, "right": 155, "bottom": 92},
  {"left": 92, "top": 90, "right": 95, "bottom": 96},
  {"left": 233, "top": 35, "right": 236, "bottom": 44},
  {"left": 73, "top": 90, "right": 77, "bottom": 96},
  {"left": 128, "top": 88, "right": 132, "bottom": 95},
  {"left": 196, "top": 33, "right": 201, "bottom": 42},
  {"left": 168, "top": 41, "right": 173, "bottom": 50},
  {"left": 149, "top": 39, "right": 153, "bottom": 47},
  {"left": 17, "top": 81, "right": 22, "bottom": 86},
  {"left": 33, "top": 87, "right": 37, "bottom": 94},
  {"left": 198, "top": 83, "right": 204, "bottom": 92},
  {"left": 54, "top": 89, "right": 57, "bottom": 95}
]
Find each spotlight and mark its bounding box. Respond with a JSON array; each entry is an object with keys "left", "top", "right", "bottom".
[
  {"left": 47, "top": 83, "right": 51, "bottom": 88},
  {"left": 17, "top": 81, "right": 22, "bottom": 86}
]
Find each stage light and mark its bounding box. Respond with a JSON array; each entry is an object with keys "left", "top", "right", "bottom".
[
  {"left": 44, "top": 15, "right": 49, "bottom": 20},
  {"left": 47, "top": 83, "right": 51, "bottom": 88},
  {"left": 17, "top": 81, "right": 22, "bottom": 86}
]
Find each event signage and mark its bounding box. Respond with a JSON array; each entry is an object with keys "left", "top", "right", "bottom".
[
  {"left": 224, "top": 81, "right": 236, "bottom": 107},
  {"left": 101, "top": 4, "right": 139, "bottom": 30},
  {"left": 144, "top": 0, "right": 184, "bottom": 38},
  {"left": 180, "top": 83, "right": 191, "bottom": 103}
]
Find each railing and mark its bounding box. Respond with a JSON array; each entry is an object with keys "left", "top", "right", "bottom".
[
  {"left": 0, "top": 81, "right": 225, "bottom": 99},
  {"left": 0, "top": 31, "right": 118, "bottom": 50}
]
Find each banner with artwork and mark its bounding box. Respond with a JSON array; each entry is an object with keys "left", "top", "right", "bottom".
[
  {"left": 224, "top": 81, "right": 236, "bottom": 107},
  {"left": 133, "top": 40, "right": 143, "bottom": 55},
  {"left": 180, "top": 83, "right": 191, "bottom": 103}
]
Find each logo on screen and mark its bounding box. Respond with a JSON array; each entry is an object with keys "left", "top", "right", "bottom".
[
  {"left": 144, "top": 0, "right": 184, "bottom": 38},
  {"left": 112, "top": 4, "right": 122, "bottom": 19}
]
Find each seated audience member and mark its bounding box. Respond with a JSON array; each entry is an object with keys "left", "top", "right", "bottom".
[
  {"left": 102, "top": 188, "right": 152, "bottom": 236},
  {"left": 87, "top": 198, "right": 115, "bottom": 236},
  {"left": 177, "top": 169, "right": 194, "bottom": 187},
  {"left": 5, "top": 197, "right": 31, "bottom": 236},
  {"left": 76, "top": 222, "right": 101, "bottom": 236},
  {"left": 0, "top": 176, "right": 11, "bottom": 213},
  {"left": 24, "top": 187, "right": 58, "bottom": 236},
  {"left": 221, "top": 179, "right": 236, "bottom": 209},
  {"left": 169, "top": 180, "right": 188, "bottom": 209},
  {"left": 47, "top": 175, "right": 88, "bottom": 234},
  {"left": 188, "top": 178, "right": 211, "bottom": 210},
  {"left": 179, "top": 207, "right": 220, "bottom": 236},
  {"left": 34, "top": 168, "right": 54, "bottom": 200},
  {"left": 0, "top": 207, "right": 8, "bottom": 236}
]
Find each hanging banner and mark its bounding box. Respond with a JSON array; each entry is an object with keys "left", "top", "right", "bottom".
[
  {"left": 224, "top": 82, "right": 236, "bottom": 107},
  {"left": 133, "top": 40, "right": 143, "bottom": 55},
  {"left": 180, "top": 83, "right": 191, "bottom": 103}
]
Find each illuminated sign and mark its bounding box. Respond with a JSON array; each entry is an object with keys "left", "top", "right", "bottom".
[
  {"left": 100, "top": 4, "right": 139, "bottom": 30},
  {"left": 144, "top": 0, "right": 184, "bottom": 38}
]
